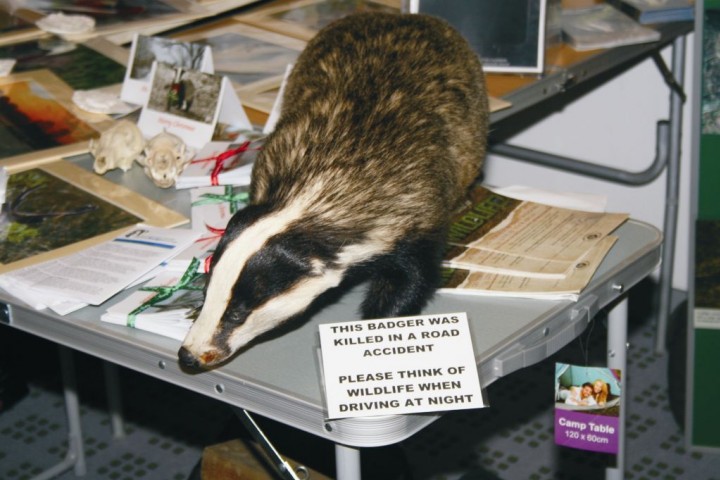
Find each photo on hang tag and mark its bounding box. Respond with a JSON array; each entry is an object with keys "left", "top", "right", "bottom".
[
  {"left": 137, "top": 61, "right": 223, "bottom": 151},
  {"left": 554, "top": 362, "right": 622, "bottom": 454},
  {"left": 121, "top": 33, "right": 214, "bottom": 107}
]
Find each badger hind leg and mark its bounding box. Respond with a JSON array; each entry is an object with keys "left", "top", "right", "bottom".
[{"left": 359, "top": 236, "right": 443, "bottom": 320}]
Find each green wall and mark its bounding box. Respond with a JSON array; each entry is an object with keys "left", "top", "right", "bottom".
[{"left": 691, "top": 2, "right": 720, "bottom": 449}]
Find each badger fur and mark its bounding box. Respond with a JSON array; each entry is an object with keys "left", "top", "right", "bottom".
[{"left": 179, "top": 12, "right": 489, "bottom": 368}]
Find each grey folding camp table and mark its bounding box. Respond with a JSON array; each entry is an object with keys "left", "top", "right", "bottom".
[{"left": 0, "top": 159, "right": 662, "bottom": 480}]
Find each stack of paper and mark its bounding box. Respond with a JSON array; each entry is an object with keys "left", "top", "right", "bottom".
[
  {"left": 102, "top": 258, "right": 206, "bottom": 341},
  {"left": 440, "top": 186, "right": 628, "bottom": 300},
  {"left": 100, "top": 184, "right": 251, "bottom": 340},
  {"left": 561, "top": 4, "right": 661, "bottom": 51},
  {"left": 0, "top": 225, "right": 201, "bottom": 315},
  {"left": 609, "top": 0, "right": 694, "bottom": 24},
  {"left": 164, "top": 185, "right": 248, "bottom": 273},
  {"left": 175, "top": 136, "right": 263, "bottom": 189}
]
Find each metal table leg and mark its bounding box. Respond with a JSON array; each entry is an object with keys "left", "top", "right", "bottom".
[
  {"left": 30, "top": 345, "right": 86, "bottom": 480},
  {"left": 605, "top": 297, "right": 628, "bottom": 480},
  {"left": 103, "top": 361, "right": 126, "bottom": 439},
  {"left": 655, "top": 34, "right": 687, "bottom": 353},
  {"left": 335, "top": 444, "right": 362, "bottom": 480}
]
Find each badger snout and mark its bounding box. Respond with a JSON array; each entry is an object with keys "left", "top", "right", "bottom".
[
  {"left": 177, "top": 345, "right": 225, "bottom": 369},
  {"left": 177, "top": 346, "right": 201, "bottom": 369}
]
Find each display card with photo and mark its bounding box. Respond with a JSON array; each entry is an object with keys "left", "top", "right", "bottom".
[
  {"left": 137, "top": 62, "right": 251, "bottom": 149},
  {"left": 121, "top": 34, "right": 214, "bottom": 106}
]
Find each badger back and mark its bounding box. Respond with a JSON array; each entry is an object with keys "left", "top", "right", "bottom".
[{"left": 251, "top": 12, "right": 489, "bottom": 233}]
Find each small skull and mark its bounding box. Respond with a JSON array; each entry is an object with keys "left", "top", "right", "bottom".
[
  {"left": 139, "top": 131, "right": 194, "bottom": 188},
  {"left": 89, "top": 120, "right": 145, "bottom": 175}
]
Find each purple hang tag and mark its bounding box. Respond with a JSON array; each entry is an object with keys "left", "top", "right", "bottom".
[
  {"left": 555, "top": 409, "right": 620, "bottom": 454},
  {"left": 554, "top": 363, "right": 622, "bottom": 454}
]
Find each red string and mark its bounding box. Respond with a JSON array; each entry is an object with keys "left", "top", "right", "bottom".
[
  {"left": 194, "top": 224, "right": 226, "bottom": 248},
  {"left": 191, "top": 141, "right": 255, "bottom": 186},
  {"left": 195, "top": 224, "right": 227, "bottom": 274}
]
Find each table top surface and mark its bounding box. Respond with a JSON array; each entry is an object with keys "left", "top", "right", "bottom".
[{"left": 1, "top": 157, "right": 663, "bottom": 447}]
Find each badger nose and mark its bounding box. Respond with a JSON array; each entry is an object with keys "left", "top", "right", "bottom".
[{"left": 178, "top": 346, "right": 201, "bottom": 369}]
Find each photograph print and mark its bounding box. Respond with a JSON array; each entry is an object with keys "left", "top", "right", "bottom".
[
  {"left": 146, "top": 62, "right": 222, "bottom": 124},
  {"left": 412, "top": 0, "right": 546, "bottom": 73},
  {"left": 702, "top": 9, "right": 720, "bottom": 134},
  {"left": 555, "top": 363, "right": 621, "bottom": 414},
  {"left": 0, "top": 160, "right": 188, "bottom": 273},
  {"left": 0, "top": 70, "right": 105, "bottom": 160},
  {"left": 128, "top": 34, "right": 209, "bottom": 83},
  {"left": 0, "top": 166, "right": 141, "bottom": 267},
  {"left": 0, "top": 37, "right": 127, "bottom": 91}
]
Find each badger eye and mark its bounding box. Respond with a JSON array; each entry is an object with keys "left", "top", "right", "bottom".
[{"left": 230, "top": 242, "right": 311, "bottom": 309}]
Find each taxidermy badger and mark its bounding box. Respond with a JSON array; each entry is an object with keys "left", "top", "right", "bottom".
[{"left": 179, "top": 12, "right": 489, "bottom": 368}]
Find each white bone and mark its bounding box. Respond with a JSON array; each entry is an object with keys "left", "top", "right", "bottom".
[
  {"left": 89, "top": 120, "right": 145, "bottom": 175},
  {"left": 139, "top": 131, "right": 194, "bottom": 188}
]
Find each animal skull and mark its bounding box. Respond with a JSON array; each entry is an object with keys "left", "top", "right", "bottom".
[
  {"left": 89, "top": 120, "right": 145, "bottom": 175},
  {"left": 138, "top": 131, "right": 194, "bottom": 188}
]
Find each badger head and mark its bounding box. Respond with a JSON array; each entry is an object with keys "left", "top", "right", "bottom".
[{"left": 178, "top": 200, "right": 374, "bottom": 369}]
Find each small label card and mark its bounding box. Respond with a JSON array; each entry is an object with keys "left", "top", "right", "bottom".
[
  {"left": 319, "top": 312, "right": 485, "bottom": 419},
  {"left": 554, "top": 362, "right": 622, "bottom": 454}
]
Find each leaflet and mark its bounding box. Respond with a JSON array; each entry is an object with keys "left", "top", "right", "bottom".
[
  {"left": 444, "top": 186, "right": 627, "bottom": 280},
  {"left": 0, "top": 225, "right": 200, "bottom": 310},
  {"left": 440, "top": 236, "right": 618, "bottom": 301}
]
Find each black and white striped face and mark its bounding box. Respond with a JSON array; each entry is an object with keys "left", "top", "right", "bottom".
[{"left": 178, "top": 202, "right": 347, "bottom": 368}]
